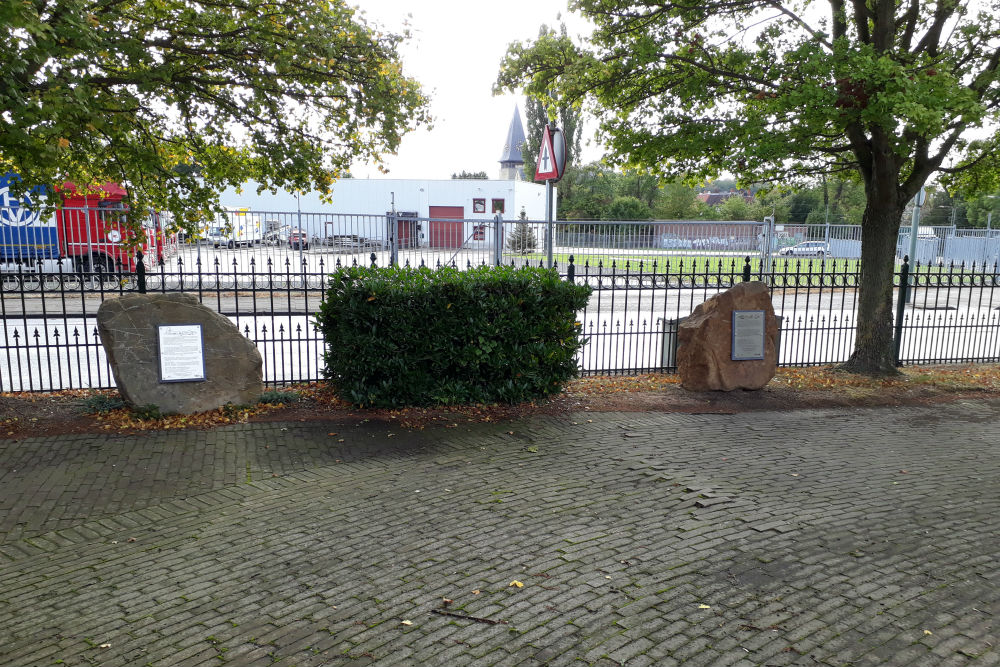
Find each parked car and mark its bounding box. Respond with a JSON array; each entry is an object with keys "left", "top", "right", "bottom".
[
  {"left": 779, "top": 241, "right": 829, "bottom": 257},
  {"left": 288, "top": 229, "right": 309, "bottom": 250}
]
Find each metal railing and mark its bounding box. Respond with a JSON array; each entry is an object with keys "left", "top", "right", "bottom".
[
  {"left": 2, "top": 248, "right": 998, "bottom": 391},
  {"left": 569, "top": 253, "right": 999, "bottom": 374},
  {"left": 0, "top": 205, "right": 176, "bottom": 272},
  {"left": 7, "top": 207, "right": 1000, "bottom": 279}
]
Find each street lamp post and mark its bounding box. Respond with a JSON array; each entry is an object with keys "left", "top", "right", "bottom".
[
  {"left": 296, "top": 193, "right": 304, "bottom": 265},
  {"left": 906, "top": 188, "right": 926, "bottom": 304},
  {"left": 907, "top": 189, "right": 926, "bottom": 263},
  {"left": 985, "top": 195, "right": 998, "bottom": 236},
  {"left": 824, "top": 204, "right": 830, "bottom": 245}
]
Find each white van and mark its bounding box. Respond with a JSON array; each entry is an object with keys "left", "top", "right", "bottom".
[{"left": 205, "top": 208, "right": 263, "bottom": 248}]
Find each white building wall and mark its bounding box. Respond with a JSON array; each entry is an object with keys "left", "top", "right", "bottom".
[
  {"left": 219, "top": 179, "right": 552, "bottom": 248},
  {"left": 513, "top": 180, "right": 554, "bottom": 221},
  {"left": 220, "top": 179, "right": 550, "bottom": 220}
]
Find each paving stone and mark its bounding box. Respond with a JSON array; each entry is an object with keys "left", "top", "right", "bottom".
[{"left": 1, "top": 403, "right": 998, "bottom": 666}]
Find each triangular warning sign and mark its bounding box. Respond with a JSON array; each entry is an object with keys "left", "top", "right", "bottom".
[{"left": 534, "top": 125, "right": 559, "bottom": 181}]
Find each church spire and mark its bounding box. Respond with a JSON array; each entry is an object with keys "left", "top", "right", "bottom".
[{"left": 499, "top": 106, "right": 526, "bottom": 180}]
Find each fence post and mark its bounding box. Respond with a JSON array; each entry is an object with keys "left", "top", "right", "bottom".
[
  {"left": 388, "top": 211, "right": 398, "bottom": 266},
  {"left": 893, "top": 255, "right": 909, "bottom": 366},
  {"left": 567, "top": 254, "right": 575, "bottom": 282},
  {"left": 136, "top": 250, "right": 147, "bottom": 294},
  {"left": 742, "top": 256, "right": 752, "bottom": 282},
  {"left": 493, "top": 213, "right": 503, "bottom": 266}
]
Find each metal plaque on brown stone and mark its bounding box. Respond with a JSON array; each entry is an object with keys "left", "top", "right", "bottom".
[
  {"left": 731, "top": 310, "right": 766, "bottom": 361},
  {"left": 158, "top": 324, "right": 206, "bottom": 382}
]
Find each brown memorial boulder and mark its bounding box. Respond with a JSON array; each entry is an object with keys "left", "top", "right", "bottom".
[
  {"left": 97, "top": 293, "right": 263, "bottom": 414},
  {"left": 677, "top": 281, "right": 778, "bottom": 391}
]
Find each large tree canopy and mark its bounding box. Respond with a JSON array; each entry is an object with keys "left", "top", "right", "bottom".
[
  {"left": 497, "top": 0, "right": 1000, "bottom": 375},
  {"left": 1, "top": 0, "right": 429, "bottom": 227}
]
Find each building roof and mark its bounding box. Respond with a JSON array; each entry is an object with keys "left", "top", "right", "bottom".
[
  {"left": 499, "top": 106, "right": 526, "bottom": 165},
  {"left": 696, "top": 190, "right": 754, "bottom": 206}
]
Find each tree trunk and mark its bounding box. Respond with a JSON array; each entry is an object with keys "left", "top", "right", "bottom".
[{"left": 840, "top": 198, "right": 904, "bottom": 376}]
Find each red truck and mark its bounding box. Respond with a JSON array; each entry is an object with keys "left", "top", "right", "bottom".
[{"left": 0, "top": 174, "right": 172, "bottom": 274}]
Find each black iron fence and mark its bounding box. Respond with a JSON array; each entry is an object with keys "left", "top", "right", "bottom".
[{"left": 1, "top": 253, "right": 998, "bottom": 392}]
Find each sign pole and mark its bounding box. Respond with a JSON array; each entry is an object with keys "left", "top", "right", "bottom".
[
  {"left": 494, "top": 213, "right": 503, "bottom": 266},
  {"left": 545, "top": 180, "right": 553, "bottom": 269},
  {"left": 534, "top": 121, "right": 565, "bottom": 271}
]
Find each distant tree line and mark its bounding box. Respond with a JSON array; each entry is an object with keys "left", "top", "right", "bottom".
[{"left": 546, "top": 164, "right": 1000, "bottom": 227}]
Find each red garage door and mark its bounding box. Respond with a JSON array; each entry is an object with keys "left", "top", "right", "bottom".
[{"left": 428, "top": 206, "right": 464, "bottom": 248}]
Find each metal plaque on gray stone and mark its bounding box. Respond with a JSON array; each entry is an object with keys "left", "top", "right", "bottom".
[
  {"left": 731, "top": 310, "right": 766, "bottom": 361},
  {"left": 158, "top": 324, "right": 206, "bottom": 382}
]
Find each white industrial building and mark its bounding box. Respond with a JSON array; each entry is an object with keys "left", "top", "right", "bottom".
[{"left": 218, "top": 108, "right": 552, "bottom": 250}]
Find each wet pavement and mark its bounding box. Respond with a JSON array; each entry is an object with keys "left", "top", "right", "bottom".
[{"left": 1, "top": 401, "right": 998, "bottom": 666}]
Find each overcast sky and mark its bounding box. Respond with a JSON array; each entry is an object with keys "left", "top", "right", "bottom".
[{"left": 349, "top": 0, "right": 599, "bottom": 180}]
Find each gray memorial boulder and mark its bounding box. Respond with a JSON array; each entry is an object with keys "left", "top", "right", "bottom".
[
  {"left": 677, "top": 281, "right": 779, "bottom": 391},
  {"left": 97, "top": 293, "right": 263, "bottom": 414}
]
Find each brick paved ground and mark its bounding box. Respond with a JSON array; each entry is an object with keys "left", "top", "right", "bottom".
[{"left": 0, "top": 401, "right": 997, "bottom": 667}]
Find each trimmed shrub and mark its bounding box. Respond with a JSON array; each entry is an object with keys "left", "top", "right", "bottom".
[{"left": 316, "top": 265, "right": 591, "bottom": 407}]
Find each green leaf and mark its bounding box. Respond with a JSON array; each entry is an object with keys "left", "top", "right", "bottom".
[{"left": 0, "top": 0, "right": 430, "bottom": 235}]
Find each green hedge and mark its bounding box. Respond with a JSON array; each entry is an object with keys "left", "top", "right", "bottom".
[{"left": 316, "top": 265, "right": 592, "bottom": 407}]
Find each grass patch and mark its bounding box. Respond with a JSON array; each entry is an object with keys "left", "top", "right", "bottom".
[
  {"left": 258, "top": 390, "right": 301, "bottom": 405},
  {"left": 131, "top": 404, "right": 163, "bottom": 420},
  {"left": 78, "top": 394, "right": 126, "bottom": 414},
  {"left": 509, "top": 251, "right": 994, "bottom": 277},
  {"left": 508, "top": 251, "right": 862, "bottom": 275}
]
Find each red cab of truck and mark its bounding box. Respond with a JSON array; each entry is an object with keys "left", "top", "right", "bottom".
[{"left": 57, "top": 182, "right": 169, "bottom": 272}]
